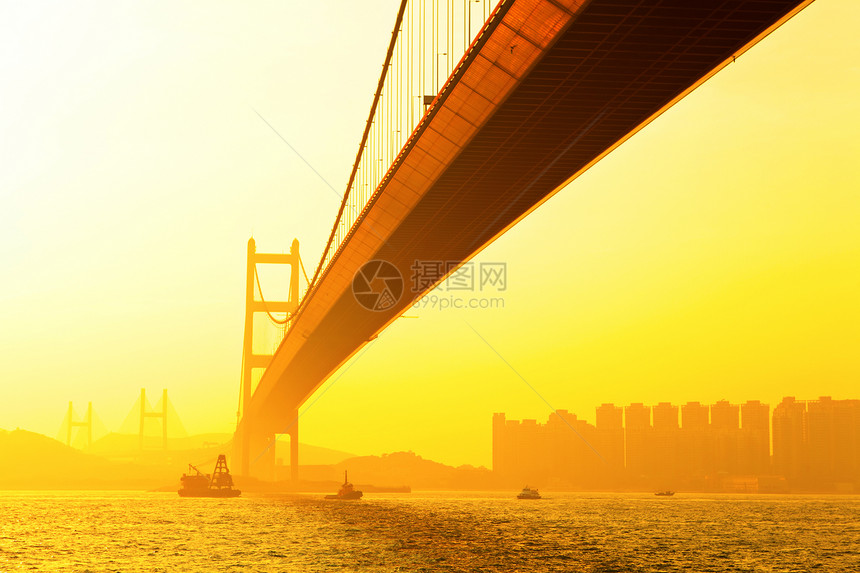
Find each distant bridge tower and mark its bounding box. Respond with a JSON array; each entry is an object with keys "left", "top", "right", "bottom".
[
  {"left": 139, "top": 388, "right": 168, "bottom": 451},
  {"left": 237, "top": 237, "right": 301, "bottom": 480},
  {"left": 65, "top": 401, "right": 92, "bottom": 448}
]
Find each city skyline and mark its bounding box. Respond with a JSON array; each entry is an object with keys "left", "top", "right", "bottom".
[{"left": 494, "top": 395, "right": 860, "bottom": 492}]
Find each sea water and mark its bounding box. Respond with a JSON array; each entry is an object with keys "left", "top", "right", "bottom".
[{"left": 1, "top": 491, "right": 858, "bottom": 572}]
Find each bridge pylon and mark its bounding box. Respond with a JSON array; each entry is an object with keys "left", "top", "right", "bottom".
[
  {"left": 139, "top": 388, "right": 168, "bottom": 450},
  {"left": 65, "top": 401, "right": 93, "bottom": 448},
  {"left": 236, "top": 237, "right": 301, "bottom": 480}
]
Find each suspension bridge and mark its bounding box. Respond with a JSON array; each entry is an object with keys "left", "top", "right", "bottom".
[{"left": 236, "top": 0, "right": 815, "bottom": 479}]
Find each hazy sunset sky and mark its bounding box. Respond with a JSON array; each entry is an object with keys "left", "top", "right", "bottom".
[{"left": 1, "top": 0, "right": 858, "bottom": 467}]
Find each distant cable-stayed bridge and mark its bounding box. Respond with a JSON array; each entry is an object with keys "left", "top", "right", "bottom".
[
  {"left": 58, "top": 402, "right": 103, "bottom": 449},
  {"left": 119, "top": 388, "right": 188, "bottom": 450},
  {"left": 59, "top": 389, "right": 187, "bottom": 451},
  {"left": 236, "top": 0, "right": 815, "bottom": 478}
]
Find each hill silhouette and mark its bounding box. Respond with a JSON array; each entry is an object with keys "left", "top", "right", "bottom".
[
  {"left": 0, "top": 429, "right": 172, "bottom": 489},
  {"left": 0, "top": 429, "right": 492, "bottom": 491},
  {"left": 334, "top": 451, "right": 495, "bottom": 490}
]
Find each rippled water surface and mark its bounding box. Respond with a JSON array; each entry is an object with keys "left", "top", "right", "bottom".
[{"left": 1, "top": 491, "right": 858, "bottom": 572}]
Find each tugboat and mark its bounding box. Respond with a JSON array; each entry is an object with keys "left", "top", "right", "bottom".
[
  {"left": 178, "top": 454, "right": 241, "bottom": 497},
  {"left": 654, "top": 490, "right": 675, "bottom": 496},
  {"left": 325, "top": 471, "right": 363, "bottom": 500},
  {"left": 517, "top": 486, "right": 541, "bottom": 499}
]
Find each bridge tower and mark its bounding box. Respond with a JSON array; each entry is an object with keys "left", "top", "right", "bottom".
[
  {"left": 237, "top": 237, "right": 301, "bottom": 481},
  {"left": 139, "top": 388, "right": 168, "bottom": 450},
  {"left": 65, "top": 401, "right": 93, "bottom": 448}
]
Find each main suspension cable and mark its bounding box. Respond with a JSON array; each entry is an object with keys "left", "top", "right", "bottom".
[
  {"left": 254, "top": 265, "right": 291, "bottom": 326},
  {"left": 287, "top": 0, "right": 410, "bottom": 325}
]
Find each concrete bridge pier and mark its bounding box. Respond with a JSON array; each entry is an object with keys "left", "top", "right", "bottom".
[
  {"left": 284, "top": 412, "right": 299, "bottom": 483},
  {"left": 235, "top": 423, "right": 276, "bottom": 481},
  {"left": 236, "top": 408, "right": 299, "bottom": 483}
]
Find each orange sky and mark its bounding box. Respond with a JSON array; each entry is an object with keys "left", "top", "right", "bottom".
[{"left": 1, "top": 0, "right": 858, "bottom": 468}]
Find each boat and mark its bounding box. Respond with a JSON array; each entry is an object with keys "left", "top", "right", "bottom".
[
  {"left": 517, "top": 486, "right": 541, "bottom": 499},
  {"left": 325, "top": 471, "right": 363, "bottom": 500},
  {"left": 654, "top": 490, "right": 675, "bottom": 496},
  {"left": 178, "top": 454, "right": 241, "bottom": 497}
]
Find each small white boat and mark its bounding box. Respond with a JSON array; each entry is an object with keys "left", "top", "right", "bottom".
[{"left": 517, "top": 486, "right": 541, "bottom": 499}]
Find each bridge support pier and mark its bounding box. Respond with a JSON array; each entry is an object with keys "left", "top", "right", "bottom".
[
  {"left": 240, "top": 426, "right": 276, "bottom": 481},
  {"left": 236, "top": 410, "right": 298, "bottom": 482},
  {"left": 285, "top": 412, "right": 298, "bottom": 483}
]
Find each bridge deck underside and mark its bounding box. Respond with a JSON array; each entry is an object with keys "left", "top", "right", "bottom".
[{"left": 247, "top": 0, "right": 807, "bottom": 432}]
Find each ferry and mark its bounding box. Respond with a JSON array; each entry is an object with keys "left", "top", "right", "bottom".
[
  {"left": 654, "top": 490, "right": 675, "bottom": 496},
  {"left": 517, "top": 486, "right": 541, "bottom": 499},
  {"left": 178, "top": 455, "right": 241, "bottom": 498},
  {"left": 325, "top": 471, "right": 363, "bottom": 500}
]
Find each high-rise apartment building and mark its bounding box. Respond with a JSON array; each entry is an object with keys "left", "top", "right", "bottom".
[
  {"left": 772, "top": 397, "right": 807, "bottom": 484},
  {"left": 711, "top": 400, "right": 740, "bottom": 474},
  {"left": 595, "top": 403, "right": 624, "bottom": 475},
  {"left": 806, "top": 397, "right": 860, "bottom": 487},
  {"left": 492, "top": 413, "right": 511, "bottom": 475},
  {"left": 740, "top": 400, "right": 770, "bottom": 475},
  {"left": 652, "top": 402, "right": 679, "bottom": 482},
  {"left": 680, "top": 401, "right": 709, "bottom": 478},
  {"left": 625, "top": 403, "right": 651, "bottom": 479}
]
